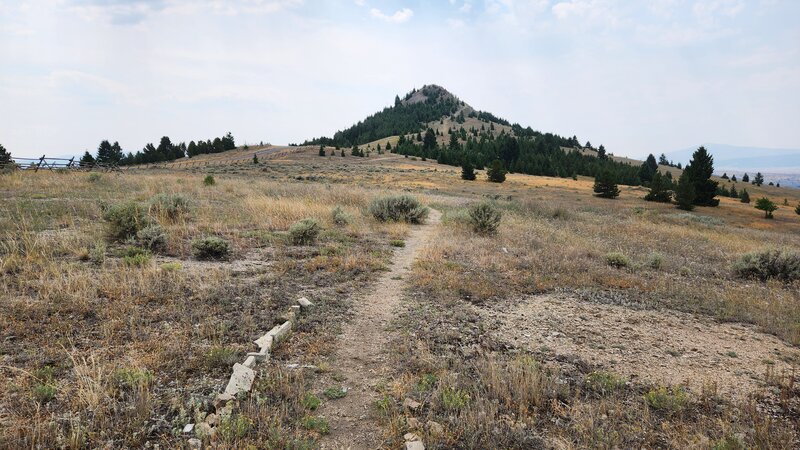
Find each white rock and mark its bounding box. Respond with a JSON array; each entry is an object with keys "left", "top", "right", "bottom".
[
  {"left": 224, "top": 363, "right": 255, "bottom": 396},
  {"left": 182, "top": 423, "right": 194, "bottom": 434},
  {"left": 406, "top": 442, "right": 425, "bottom": 450},
  {"left": 297, "top": 297, "right": 314, "bottom": 309},
  {"left": 427, "top": 420, "right": 444, "bottom": 435},
  {"left": 253, "top": 333, "right": 274, "bottom": 351},
  {"left": 243, "top": 355, "right": 257, "bottom": 368},
  {"left": 267, "top": 321, "right": 292, "bottom": 345},
  {"left": 187, "top": 438, "right": 202, "bottom": 449},
  {"left": 403, "top": 398, "right": 421, "bottom": 410}
]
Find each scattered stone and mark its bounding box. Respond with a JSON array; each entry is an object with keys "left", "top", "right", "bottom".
[
  {"left": 501, "top": 247, "right": 509, "bottom": 253},
  {"left": 404, "top": 432, "right": 421, "bottom": 442},
  {"left": 205, "top": 413, "right": 219, "bottom": 426},
  {"left": 182, "top": 423, "right": 194, "bottom": 434},
  {"left": 224, "top": 363, "right": 255, "bottom": 396},
  {"left": 187, "top": 438, "right": 202, "bottom": 449},
  {"left": 297, "top": 297, "right": 314, "bottom": 309},
  {"left": 246, "top": 351, "right": 270, "bottom": 363},
  {"left": 403, "top": 398, "right": 421, "bottom": 410},
  {"left": 243, "top": 355, "right": 257, "bottom": 368},
  {"left": 427, "top": 420, "right": 444, "bottom": 435},
  {"left": 406, "top": 417, "right": 422, "bottom": 429},
  {"left": 254, "top": 333, "right": 274, "bottom": 351},
  {"left": 267, "top": 321, "right": 292, "bottom": 346},
  {"left": 406, "top": 442, "right": 425, "bottom": 450}
]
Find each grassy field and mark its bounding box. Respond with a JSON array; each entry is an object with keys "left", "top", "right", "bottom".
[{"left": 1, "top": 147, "right": 798, "bottom": 448}]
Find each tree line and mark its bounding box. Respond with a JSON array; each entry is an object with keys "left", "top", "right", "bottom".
[{"left": 78, "top": 133, "right": 236, "bottom": 167}]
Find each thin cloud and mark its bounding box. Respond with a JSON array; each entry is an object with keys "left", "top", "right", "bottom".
[{"left": 370, "top": 7, "right": 414, "bottom": 23}]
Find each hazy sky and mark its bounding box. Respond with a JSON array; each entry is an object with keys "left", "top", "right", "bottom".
[{"left": 1, "top": 0, "right": 799, "bottom": 160}]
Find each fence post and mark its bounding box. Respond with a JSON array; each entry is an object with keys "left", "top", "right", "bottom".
[
  {"left": 35, "top": 155, "right": 45, "bottom": 172},
  {"left": 67, "top": 157, "right": 75, "bottom": 169}
]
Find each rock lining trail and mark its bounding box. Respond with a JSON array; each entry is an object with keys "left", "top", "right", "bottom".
[{"left": 317, "top": 209, "right": 441, "bottom": 450}]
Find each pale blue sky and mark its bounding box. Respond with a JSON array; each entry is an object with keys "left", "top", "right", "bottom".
[{"left": 1, "top": 0, "right": 798, "bottom": 160}]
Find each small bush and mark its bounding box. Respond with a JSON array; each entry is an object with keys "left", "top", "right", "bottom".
[
  {"left": 32, "top": 383, "right": 57, "bottom": 404},
  {"left": 331, "top": 206, "right": 352, "bottom": 226},
  {"left": 468, "top": 202, "right": 502, "bottom": 235},
  {"left": 605, "top": 252, "right": 631, "bottom": 268},
  {"left": 121, "top": 246, "right": 151, "bottom": 267},
  {"left": 440, "top": 387, "right": 470, "bottom": 411},
  {"left": 585, "top": 371, "right": 626, "bottom": 396},
  {"left": 323, "top": 387, "right": 347, "bottom": 399},
  {"left": 644, "top": 386, "right": 688, "bottom": 414},
  {"left": 289, "top": 219, "right": 320, "bottom": 245},
  {"left": 647, "top": 252, "right": 664, "bottom": 269},
  {"left": 149, "top": 193, "right": 192, "bottom": 221},
  {"left": 732, "top": 249, "right": 800, "bottom": 282},
  {"left": 89, "top": 244, "right": 106, "bottom": 266},
  {"left": 301, "top": 416, "right": 330, "bottom": 434},
  {"left": 87, "top": 173, "right": 102, "bottom": 183},
  {"left": 103, "top": 201, "right": 149, "bottom": 241},
  {"left": 112, "top": 368, "right": 153, "bottom": 391},
  {"left": 302, "top": 393, "right": 321, "bottom": 410},
  {"left": 160, "top": 262, "right": 182, "bottom": 271},
  {"left": 191, "top": 237, "right": 231, "bottom": 260},
  {"left": 203, "top": 174, "right": 215, "bottom": 186},
  {"left": 389, "top": 239, "right": 405, "bottom": 247},
  {"left": 205, "top": 346, "right": 238, "bottom": 370},
  {"left": 217, "top": 415, "right": 253, "bottom": 440},
  {"left": 369, "top": 195, "right": 429, "bottom": 224},
  {"left": 136, "top": 224, "right": 167, "bottom": 252}
]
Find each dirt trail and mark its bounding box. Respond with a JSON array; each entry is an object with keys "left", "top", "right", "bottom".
[{"left": 317, "top": 209, "right": 441, "bottom": 450}]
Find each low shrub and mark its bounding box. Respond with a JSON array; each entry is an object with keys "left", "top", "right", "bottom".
[
  {"left": 301, "top": 416, "right": 330, "bottom": 434},
  {"left": 605, "top": 252, "right": 631, "bottom": 268},
  {"left": 205, "top": 346, "right": 238, "bottom": 370},
  {"left": 289, "top": 219, "right": 320, "bottom": 245},
  {"left": 136, "top": 224, "right": 167, "bottom": 252},
  {"left": 203, "top": 174, "right": 215, "bottom": 186},
  {"left": 149, "top": 193, "right": 192, "bottom": 221},
  {"left": 440, "top": 387, "right": 470, "bottom": 411},
  {"left": 217, "top": 415, "right": 253, "bottom": 440},
  {"left": 302, "top": 393, "right": 321, "bottom": 410},
  {"left": 389, "top": 239, "right": 405, "bottom": 247},
  {"left": 732, "top": 249, "right": 800, "bottom": 282},
  {"left": 468, "top": 202, "right": 502, "bottom": 235},
  {"left": 323, "top": 387, "right": 347, "bottom": 399},
  {"left": 368, "top": 195, "right": 429, "bottom": 224},
  {"left": 644, "top": 386, "right": 688, "bottom": 414},
  {"left": 103, "top": 201, "right": 149, "bottom": 241},
  {"left": 647, "top": 252, "right": 664, "bottom": 269},
  {"left": 331, "top": 206, "right": 352, "bottom": 226},
  {"left": 191, "top": 237, "right": 231, "bottom": 260},
  {"left": 585, "top": 371, "right": 626, "bottom": 396},
  {"left": 121, "top": 246, "right": 151, "bottom": 267}
]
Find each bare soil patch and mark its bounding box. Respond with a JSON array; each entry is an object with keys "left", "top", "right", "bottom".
[{"left": 481, "top": 294, "right": 800, "bottom": 398}]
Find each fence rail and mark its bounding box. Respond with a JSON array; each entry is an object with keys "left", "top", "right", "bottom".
[{"left": 2, "top": 147, "right": 307, "bottom": 174}]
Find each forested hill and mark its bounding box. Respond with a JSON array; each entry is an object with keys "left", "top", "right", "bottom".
[{"left": 305, "top": 85, "right": 647, "bottom": 186}]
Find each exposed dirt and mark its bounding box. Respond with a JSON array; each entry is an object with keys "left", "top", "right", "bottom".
[
  {"left": 480, "top": 294, "right": 800, "bottom": 398},
  {"left": 315, "top": 209, "right": 441, "bottom": 450}
]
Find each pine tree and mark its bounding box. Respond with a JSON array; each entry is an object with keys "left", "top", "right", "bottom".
[
  {"left": 79, "top": 151, "right": 95, "bottom": 167},
  {"left": 96, "top": 140, "right": 113, "bottom": 164},
  {"left": 742, "top": 173, "right": 750, "bottom": 183},
  {"left": 644, "top": 172, "right": 672, "bottom": 202},
  {"left": 731, "top": 174, "right": 737, "bottom": 182},
  {"left": 319, "top": 145, "right": 326, "bottom": 157},
  {"left": 755, "top": 197, "right": 777, "bottom": 219},
  {"left": 739, "top": 188, "right": 750, "bottom": 204},
  {"left": 684, "top": 146, "right": 719, "bottom": 206},
  {"left": 593, "top": 170, "right": 620, "bottom": 199},
  {"left": 423, "top": 128, "right": 437, "bottom": 151},
  {"left": 351, "top": 145, "right": 359, "bottom": 156},
  {"left": 461, "top": 161, "right": 476, "bottom": 181},
  {"left": 253, "top": 154, "right": 259, "bottom": 164},
  {"left": 340, "top": 148, "right": 345, "bottom": 157},
  {"left": 730, "top": 185, "right": 738, "bottom": 198},
  {"left": 658, "top": 153, "right": 669, "bottom": 165},
  {"left": 486, "top": 159, "right": 507, "bottom": 183},
  {"left": 675, "top": 170, "right": 696, "bottom": 210},
  {"left": 721, "top": 172, "right": 729, "bottom": 179},
  {"left": 795, "top": 203, "right": 800, "bottom": 215},
  {"left": 753, "top": 172, "right": 764, "bottom": 186},
  {"left": 0, "top": 143, "right": 11, "bottom": 166},
  {"left": 597, "top": 145, "right": 606, "bottom": 159},
  {"left": 386, "top": 141, "right": 392, "bottom": 151}
]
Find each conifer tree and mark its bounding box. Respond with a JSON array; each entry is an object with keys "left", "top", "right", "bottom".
[
  {"left": 461, "top": 161, "right": 476, "bottom": 181},
  {"left": 795, "top": 203, "right": 800, "bottom": 215},
  {"left": 597, "top": 145, "right": 606, "bottom": 159},
  {"left": 730, "top": 185, "right": 738, "bottom": 198},
  {"left": 742, "top": 173, "right": 750, "bottom": 183},
  {"left": 755, "top": 197, "right": 777, "bottom": 218},
  {"left": 486, "top": 159, "right": 507, "bottom": 183},
  {"left": 319, "top": 145, "right": 326, "bottom": 156},
  {"left": 731, "top": 174, "right": 737, "bottom": 182},
  {"left": 79, "top": 151, "right": 95, "bottom": 167},
  {"left": 253, "top": 154, "right": 259, "bottom": 164},
  {"left": 675, "top": 170, "right": 696, "bottom": 210},
  {"left": 593, "top": 170, "right": 620, "bottom": 199},
  {"left": 740, "top": 188, "right": 750, "bottom": 204},
  {"left": 644, "top": 172, "right": 672, "bottom": 202},
  {"left": 0, "top": 143, "right": 11, "bottom": 166},
  {"left": 753, "top": 172, "right": 764, "bottom": 186},
  {"left": 684, "top": 146, "right": 719, "bottom": 206}
]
